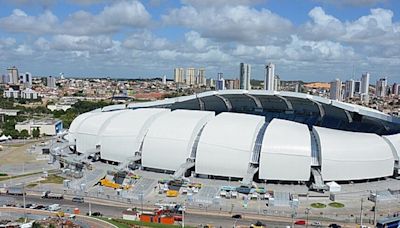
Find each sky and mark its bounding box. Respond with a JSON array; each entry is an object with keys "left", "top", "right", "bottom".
[{"left": 0, "top": 0, "right": 399, "bottom": 82}]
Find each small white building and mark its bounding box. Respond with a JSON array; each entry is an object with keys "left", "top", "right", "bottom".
[
  {"left": 21, "top": 88, "right": 39, "bottom": 99},
  {"left": 3, "top": 88, "right": 20, "bottom": 98},
  {"left": 15, "top": 119, "right": 63, "bottom": 136},
  {"left": 47, "top": 104, "right": 72, "bottom": 111}
]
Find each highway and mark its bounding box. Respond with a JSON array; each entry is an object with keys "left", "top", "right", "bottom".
[{"left": 6, "top": 195, "right": 293, "bottom": 227}]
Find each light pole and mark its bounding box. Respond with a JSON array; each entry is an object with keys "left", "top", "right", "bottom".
[
  {"left": 373, "top": 191, "right": 378, "bottom": 226},
  {"left": 360, "top": 198, "right": 364, "bottom": 226},
  {"left": 305, "top": 208, "right": 310, "bottom": 228}
]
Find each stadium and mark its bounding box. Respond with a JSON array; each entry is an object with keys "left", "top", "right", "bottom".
[{"left": 67, "top": 90, "right": 400, "bottom": 189}]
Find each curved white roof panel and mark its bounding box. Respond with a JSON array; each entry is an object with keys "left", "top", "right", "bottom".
[
  {"left": 259, "top": 119, "right": 312, "bottom": 181},
  {"left": 68, "top": 111, "right": 97, "bottom": 144},
  {"left": 142, "top": 110, "right": 215, "bottom": 171},
  {"left": 195, "top": 112, "right": 265, "bottom": 178},
  {"left": 75, "top": 110, "right": 123, "bottom": 153},
  {"left": 100, "top": 108, "right": 170, "bottom": 163},
  {"left": 313, "top": 126, "right": 394, "bottom": 181},
  {"left": 382, "top": 134, "right": 400, "bottom": 161}
]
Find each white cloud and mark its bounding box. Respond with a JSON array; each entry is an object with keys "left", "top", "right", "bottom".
[
  {"left": 0, "top": 9, "right": 58, "bottom": 34},
  {"left": 315, "top": 0, "right": 387, "bottom": 7},
  {"left": 162, "top": 5, "right": 292, "bottom": 45},
  {"left": 122, "top": 30, "right": 169, "bottom": 50},
  {"left": 0, "top": 1, "right": 151, "bottom": 36}
]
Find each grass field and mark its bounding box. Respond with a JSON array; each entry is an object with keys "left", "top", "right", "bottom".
[
  {"left": 328, "top": 202, "right": 345, "bottom": 208},
  {"left": 39, "top": 174, "right": 65, "bottom": 184},
  {"left": 0, "top": 171, "right": 42, "bottom": 181},
  {"left": 99, "top": 217, "right": 195, "bottom": 228},
  {"left": 310, "top": 203, "right": 327, "bottom": 208}
]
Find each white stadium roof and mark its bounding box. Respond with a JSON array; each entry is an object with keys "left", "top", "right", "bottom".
[
  {"left": 259, "top": 119, "right": 312, "bottom": 181},
  {"left": 195, "top": 112, "right": 264, "bottom": 178},
  {"left": 142, "top": 110, "right": 215, "bottom": 171},
  {"left": 382, "top": 133, "right": 400, "bottom": 161},
  {"left": 100, "top": 108, "right": 170, "bottom": 163},
  {"left": 313, "top": 126, "right": 394, "bottom": 181},
  {"left": 75, "top": 110, "right": 124, "bottom": 154}
]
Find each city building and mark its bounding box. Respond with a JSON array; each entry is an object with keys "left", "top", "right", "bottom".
[
  {"left": 185, "top": 68, "right": 196, "bottom": 86},
  {"left": 264, "top": 63, "right": 275, "bottom": 91},
  {"left": 344, "top": 79, "right": 355, "bottom": 99},
  {"left": 162, "top": 75, "right": 167, "bottom": 85},
  {"left": 69, "top": 90, "right": 400, "bottom": 183},
  {"left": 354, "top": 80, "right": 361, "bottom": 94},
  {"left": 274, "top": 75, "right": 280, "bottom": 91},
  {"left": 196, "top": 68, "right": 206, "bottom": 86},
  {"left": 19, "top": 72, "right": 32, "bottom": 87},
  {"left": 376, "top": 77, "right": 388, "bottom": 97},
  {"left": 215, "top": 73, "right": 225, "bottom": 90},
  {"left": 173, "top": 68, "right": 185, "bottom": 84},
  {"left": 239, "top": 63, "right": 251, "bottom": 90},
  {"left": 330, "top": 79, "right": 342, "bottom": 101},
  {"left": 3, "top": 88, "right": 20, "bottom": 98},
  {"left": 46, "top": 76, "right": 56, "bottom": 88},
  {"left": 20, "top": 88, "right": 39, "bottom": 99},
  {"left": 225, "top": 79, "right": 240, "bottom": 90},
  {"left": 15, "top": 119, "right": 63, "bottom": 136},
  {"left": 7, "top": 66, "right": 18, "bottom": 84},
  {"left": 361, "top": 72, "right": 370, "bottom": 102},
  {"left": 392, "top": 83, "right": 399, "bottom": 96}
]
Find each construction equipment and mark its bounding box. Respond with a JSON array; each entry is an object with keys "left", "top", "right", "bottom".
[
  {"left": 100, "top": 178, "right": 120, "bottom": 189},
  {"left": 166, "top": 190, "right": 179, "bottom": 197}
]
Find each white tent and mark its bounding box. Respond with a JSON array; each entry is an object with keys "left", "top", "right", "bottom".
[
  {"left": 0, "top": 135, "right": 9, "bottom": 141},
  {"left": 326, "top": 181, "right": 341, "bottom": 192}
]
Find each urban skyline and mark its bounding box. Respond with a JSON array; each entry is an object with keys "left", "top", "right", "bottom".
[{"left": 0, "top": 0, "right": 399, "bottom": 81}]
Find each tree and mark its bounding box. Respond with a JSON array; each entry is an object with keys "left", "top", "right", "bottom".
[
  {"left": 19, "top": 129, "right": 30, "bottom": 139},
  {"left": 32, "top": 127, "right": 40, "bottom": 138}
]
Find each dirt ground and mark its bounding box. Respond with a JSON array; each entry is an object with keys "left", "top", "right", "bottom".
[{"left": 0, "top": 141, "right": 39, "bottom": 165}]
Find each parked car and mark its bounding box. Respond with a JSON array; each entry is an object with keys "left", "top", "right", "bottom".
[
  {"left": 87, "top": 211, "right": 102, "bottom": 217},
  {"left": 295, "top": 220, "right": 306, "bottom": 225},
  {"left": 72, "top": 196, "right": 84, "bottom": 203},
  {"left": 231, "top": 214, "right": 242, "bottom": 219},
  {"left": 328, "top": 224, "right": 341, "bottom": 228},
  {"left": 311, "top": 221, "right": 322, "bottom": 227}
]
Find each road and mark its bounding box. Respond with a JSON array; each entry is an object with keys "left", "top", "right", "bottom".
[
  {"left": 6, "top": 195, "right": 293, "bottom": 227},
  {"left": 0, "top": 207, "right": 116, "bottom": 228}
]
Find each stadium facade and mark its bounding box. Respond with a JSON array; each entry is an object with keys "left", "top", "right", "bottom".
[{"left": 68, "top": 90, "right": 400, "bottom": 185}]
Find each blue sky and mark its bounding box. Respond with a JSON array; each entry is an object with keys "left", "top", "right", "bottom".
[{"left": 0, "top": 0, "right": 399, "bottom": 82}]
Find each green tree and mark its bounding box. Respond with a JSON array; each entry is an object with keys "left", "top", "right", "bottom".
[
  {"left": 32, "top": 128, "right": 40, "bottom": 138},
  {"left": 32, "top": 222, "right": 42, "bottom": 228},
  {"left": 19, "top": 129, "right": 30, "bottom": 139}
]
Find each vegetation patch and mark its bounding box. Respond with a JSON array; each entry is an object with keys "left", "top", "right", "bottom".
[
  {"left": 39, "top": 174, "right": 65, "bottom": 184},
  {"left": 26, "top": 183, "right": 38, "bottom": 188},
  {"left": 310, "top": 203, "right": 327, "bottom": 208},
  {"left": 0, "top": 171, "right": 42, "bottom": 181},
  {"left": 329, "top": 202, "right": 345, "bottom": 208},
  {"left": 0, "top": 173, "right": 8, "bottom": 176},
  {"left": 99, "top": 217, "right": 195, "bottom": 228}
]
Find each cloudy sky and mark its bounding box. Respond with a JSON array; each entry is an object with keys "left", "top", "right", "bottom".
[{"left": 0, "top": 0, "right": 399, "bottom": 82}]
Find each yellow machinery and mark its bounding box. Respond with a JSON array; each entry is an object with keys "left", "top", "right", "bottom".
[
  {"left": 100, "top": 179, "right": 120, "bottom": 189},
  {"left": 166, "top": 190, "right": 179, "bottom": 197},
  {"left": 56, "top": 211, "right": 65, "bottom": 217}
]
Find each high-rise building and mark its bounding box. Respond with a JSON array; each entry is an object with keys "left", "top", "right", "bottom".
[
  {"left": 330, "top": 79, "right": 342, "bottom": 101},
  {"left": 392, "top": 83, "right": 399, "bottom": 96},
  {"left": 225, "top": 79, "right": 240, "bottom": 90},
  {"left": 239, "top": 63, "right": 251, "bottom": 90},
  {"left": 345, "top": 79, "right": 355, "bottom": 99},
  {"left": 19, "top": 72, "right": 32, "bottom": 88},
  {"left": 47, "top": 76, "right": 56, "bottom": 88},
  {"left": 186, "top": 68, "right": 196, "bottom": 85},
  {"left": 361, "top": 72, "right": 370, "bottom": 102},
  {"left": 197, "top": 68, "right": 206, "bottom": 86},
  {"left": 7, "top": 66, "right": 19, "bottom": 85},
  {"left": 264, "top": 63, "right": 275, "bottom": 91},
  {"left": 174, "top": 68, "right": 185, "bottom": 84},
  {"left": 216, "top": 73, "right": 225, "bottom": 90},
  {"left": 354, "top": 81, "right": 361, "bottom": 94},
  {"left": 274, "top": 75, "right": 280, "bottom": 91},
  {"left": 162, "top": 75, "right": 167, "bottom": 84},
  {"left": 375, "top": 77, "right": 388, "bottom": 97}
]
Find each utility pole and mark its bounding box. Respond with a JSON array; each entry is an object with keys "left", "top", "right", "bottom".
[
  {"left": 305, "top": 208, "right": 310, "bottom": 228},
  {"left": 360, "top": 198, "right": 364, "bottom": 226},
  {"left": 373, "top": 191, "right": 378, "bottom": 226}
]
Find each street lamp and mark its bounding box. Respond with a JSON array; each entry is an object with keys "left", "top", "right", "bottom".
[{"left": 305, "top": 208, "right": 310, "bottom": 228}]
